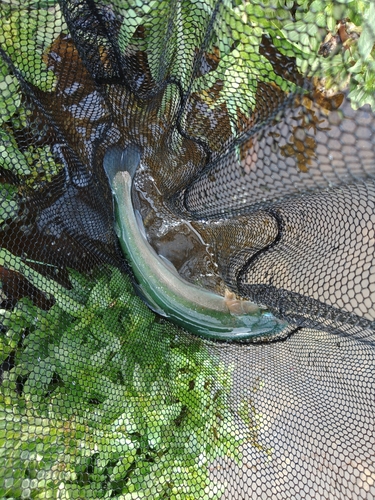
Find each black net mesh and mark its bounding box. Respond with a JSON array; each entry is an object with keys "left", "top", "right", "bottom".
[{"left": 1, "top": 0, "right": 375, "bottom": 498}]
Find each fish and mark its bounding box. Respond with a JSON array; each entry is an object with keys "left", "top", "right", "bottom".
[{"left": 103, "top": 146, "right": 288, "bottom": 341}]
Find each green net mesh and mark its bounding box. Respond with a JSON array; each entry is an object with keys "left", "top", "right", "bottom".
[{"left": 1, "top": 0, "right": 375, "bottom": 498}]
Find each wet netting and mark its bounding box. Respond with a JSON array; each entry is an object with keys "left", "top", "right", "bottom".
[{"left": 1, "top": 0, "right": 375, "bottom": 498}]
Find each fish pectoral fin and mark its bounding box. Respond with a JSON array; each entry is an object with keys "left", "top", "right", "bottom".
[{"left": 224, "top": 289, "right": 264, "bottom": 316}]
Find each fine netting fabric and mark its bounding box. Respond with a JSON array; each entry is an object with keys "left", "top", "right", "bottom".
[{"left": 1, "top": 0, "right": 375, "bottom": 498}]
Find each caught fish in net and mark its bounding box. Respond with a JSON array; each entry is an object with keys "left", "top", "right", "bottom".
[{"left": 0, "top": 1, "right": 374, "bottom": 498}]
